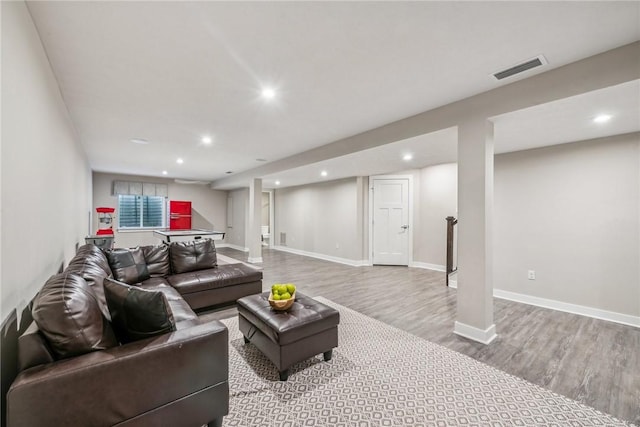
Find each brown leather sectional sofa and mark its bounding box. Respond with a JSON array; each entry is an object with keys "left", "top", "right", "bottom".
[{"left": 7, "top": 241, "right": 262, "bottom": 427}]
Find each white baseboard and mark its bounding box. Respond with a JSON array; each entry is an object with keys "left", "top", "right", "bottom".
[
  {"left": 247, "top": 256, "right": 263, "bottom": 264},
  {"left": 449, "top": 281, "right": 639, "bottom": 328},
  {"left": 493, "top": 289, "right": 640, "bottom": 329},
  {"left": 454, "top": 321, "right": 497, "bottom": 344},
  {"left": 411, "top": 261, "right": 446, "bottom": 272},
  {"left": 272, "top": 245, "right": 368, "bottom": 267}
]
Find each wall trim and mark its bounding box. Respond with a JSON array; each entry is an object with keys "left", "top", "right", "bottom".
[
  {"left": 411, "top": 261, "right": 446, "bottom": 272},
  {"left": 217, "top": 243, "right": 249, "bottom": 252},
  {"left": 448, "top": 280, "right": 639, "bottom": 328},
  {"left": 493, "top": 289, "right": 640, "bottom": 329},
  {"left": 247, "top": 257, "right": 263, "bottom": 264},
  {"left": 454, "top": 321, "right": 497, "bottom": 344},
  {"left": 272, "top": 245, "right": 368, "bottom": 267}
]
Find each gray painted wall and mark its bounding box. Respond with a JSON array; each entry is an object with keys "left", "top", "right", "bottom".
[
  {"left": 270, "top": 132, "right": 639, "bottom": 319},
  {"left": 275, "top": 178, "right": 363, "bottom": 261},
  {"left": 414, "top": 163, "right": 458, "bottom": 267},
  {"left": 92, "top": 172, "right": 228, "bottom": 248},
  {"left": 494, "top": 133, "right": 640, "bottom": 317},
  {"left": 262, "top": 192, "right": 270, "bottom": 227},
  {"left": 226, "top": 188, "right": 248, "bottom": 249},
  {"left": 1, "top": 1, "right": 92, "bottom": 320},
  {"left": 411, "top": 134, "right": 640, "bottom": 317}
]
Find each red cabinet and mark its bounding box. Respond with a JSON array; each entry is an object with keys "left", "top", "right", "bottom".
[{"left": 169, "top": 201, "right": 192, "bottom": 230}]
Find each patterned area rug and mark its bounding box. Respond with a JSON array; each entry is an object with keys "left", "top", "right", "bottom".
[{"left": 221, "top": 298, "right": 631, "bottom": 427}]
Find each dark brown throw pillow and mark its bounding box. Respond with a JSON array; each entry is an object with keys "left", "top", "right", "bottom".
[
  {"left": 141, "top": 244, "right": 171, "bottom": 277},
  {"left": 105, "top": 247, "right": 150, "bottom": 284},
  {"left": 32, "top": 273, "right": 118, "bottom": 359},
  {"left": 104, "top": 278, "right": 176, "bottom": 344},
  {"left": 169, "top": 239, "right": 217, "bottom": 274}
]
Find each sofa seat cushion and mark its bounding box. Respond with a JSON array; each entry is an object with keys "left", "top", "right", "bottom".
[
  {"left": 139, "top": 276, "right": 171, "bottom": 289},
  {"left": 169, "top": 239, "right": 217, "bottom": 274},
  {"left": 167, "top": 264, "right": 263, "bottom": 296},
  {"left": 105, "top": 247, "right": 150, "bottom": 285},
  {"left": 140, "top": 279, "right": 199, "bottom": 328},
  {"left": 33, "top": 273, "right": 118, "bottom": 359},
  {"left": 104, "top": 278, "right": 176, "bottom": 344}
]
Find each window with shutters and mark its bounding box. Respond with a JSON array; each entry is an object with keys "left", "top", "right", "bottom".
[{"left": 118, "top": 195, "right": 166, "bottom": 229}]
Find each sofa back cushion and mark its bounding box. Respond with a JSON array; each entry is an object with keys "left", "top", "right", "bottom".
[
  {"left": 65, "top": 256, "right": 111, "bottom": 320},
  {"left": 141, "top": 244, "right": 171, "bottom": 277},
  {"left": 70, "top": 244, "right": 112, "bottom": 276},
  {"left": 169, "top": 239, "right": 217, "bottom": 274},
  {"left": 32, "top": 273, "right": 118, "bottom": 359},
  {"left": 105, "top": 247, "right": 150, "bottom": 284},
  {"left": 104, "top": 278, "right": 176, "bottom": 343}
]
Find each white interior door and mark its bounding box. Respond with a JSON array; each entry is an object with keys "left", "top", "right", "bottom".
[{"left": 372, "top": 178, "right": 410, "bottom": 265}]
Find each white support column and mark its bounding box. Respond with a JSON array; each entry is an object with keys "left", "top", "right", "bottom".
[
  {"left": 454, "top": 118, "right": 497, "bottom": 344},
  {"left": 247, "top": 178, "right": 263, "bottom": 263}
]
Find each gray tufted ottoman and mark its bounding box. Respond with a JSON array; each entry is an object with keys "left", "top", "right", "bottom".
[{"left": 237, "top": 292, "right": 340, "bottom": 381}]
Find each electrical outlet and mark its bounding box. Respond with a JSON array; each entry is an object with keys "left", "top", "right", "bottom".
[
  {"left": 528, "top": 270, "right": 536, "bottom": 280},
  {"left": 335, "top": 243, "right": 340, "bottom": 249}
]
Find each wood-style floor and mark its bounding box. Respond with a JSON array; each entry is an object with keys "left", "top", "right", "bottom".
[{"left": 209, "top": 247, "right": 640, "bottom": 425}]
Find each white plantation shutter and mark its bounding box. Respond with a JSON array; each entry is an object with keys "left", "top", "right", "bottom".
[
  {"left": 118, "top": 195, "right": 141, "bottom": 228},
  {"left": 142, "top": 196, "right": 164, "bottom": 227},
  {"left": 114, "top": 180, "right": 168, "bottom": 229},
  {"left": 118, "top": 195, "right": 165, "bottom": 229}
]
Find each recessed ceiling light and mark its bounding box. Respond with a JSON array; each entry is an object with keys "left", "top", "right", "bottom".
[
  {"left": 321, "top": 170, "right": 328, "bottom": 177},
  {"left": 261, "top": 87, "right": 276, "bottom": 99},
  {"left": 176, "top": 158, "right": 184, "bottom": 164},
  {"left": 275, "top": 180, "right": 281, "bottom": 186},
  {"left": 130, "top": 138, "right": 149, "bottom": 145},
  {"left": 162, "top": 170, "right": 168, "bottom": 175},
  {"left": 201, "top": 136, "right": 212, "bottom": 145},
  {"left": 593, "top": 114, "right": 612, "bottom": 124},
  {"left": 403, "top": 153, "right": 413, "bottom": 161}
]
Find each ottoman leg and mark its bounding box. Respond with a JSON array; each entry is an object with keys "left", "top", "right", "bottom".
[
  {"left": 323, "top": 349, "right": 333, "bottom": 361},
  {"left": 243, "top": 336, "right": 250, "bottom": 344},
  {"left": 279, "top": 369, "right": 289, "bottom": 381}
]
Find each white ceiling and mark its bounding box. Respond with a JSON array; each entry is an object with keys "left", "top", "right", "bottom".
[
  {"left": 493, "top": 80, "right": 640, "bottom": 154},
  {"left": 262, "top": 127, "right": 459, "bottom": 189},
  {"left": 260, "top": 80, "right": 640, "bottom": 189},
  {"left": 25, "top": 1, "right": 640, "bottom": 188}
]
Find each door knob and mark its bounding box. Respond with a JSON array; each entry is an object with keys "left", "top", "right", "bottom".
[{"left": 401, "top": 225, "right": 409, "bottom": 230}]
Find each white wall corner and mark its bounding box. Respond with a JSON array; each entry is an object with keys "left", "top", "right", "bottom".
[{"left": 454, "top": 321, "right": 497, "bottom": 345}]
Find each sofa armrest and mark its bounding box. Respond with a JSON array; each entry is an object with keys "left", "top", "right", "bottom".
[{"left": 7, "top": 321, "right": 228, "bottom": 427}]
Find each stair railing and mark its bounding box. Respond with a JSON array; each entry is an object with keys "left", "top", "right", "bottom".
[{"left": 445, "top": 216, "right": 458, "bottom": 287}]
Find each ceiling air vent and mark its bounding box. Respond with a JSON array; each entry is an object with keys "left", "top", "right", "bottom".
[{"left": 493, "top": 55, "right": 547, "bottom": 80}]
